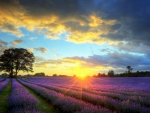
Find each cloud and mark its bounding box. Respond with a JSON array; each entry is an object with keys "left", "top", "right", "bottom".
[
  {"left": 29, "top": 37, "right": 37, "bottom": 40},
  {"left": 95, "top": 0, "right": 150, "bottom": 46},
  {"left": 35, "top": 56, "right": 47, "bottom": 62},
  {"left": 0, "top": 0, "right": 116, "bottom": 44},
  {"left": 0, "top": 39, "right": 9, "bottom": 55},
  {"left": 107, "top": 41, "right": 150, "bottom": 57},
  {"left": 35, "top": 47, "right": 48, "bottom": 53},
  {"left": 19, "top": 0, "right": 150, "bottom": 46},
  {"left": 11, "top": 39, "right": 24, "bottom": 46},
  {"left": 0, "top": 0, "right": 150, "bottom": 51},
  {"left": 1, "top": 24, "right": 24, "bottom": 38},
  {"left": 27, "top": 48, "right": 34, "bottom": 53},
  {"left": 0, "top": 39, "right": 8, "bottom": 46},
  {"left": 62, "top": 52, "right": 150, "bottom": 73},
  {"left": 33, "top": 48, "right": 150, "bottom": 74},
  {"left": 63, "top": 14, "right": 117, "bottom": 44},
  {"left": 0, "top": 0, "right": 25, "bottom": 38}
]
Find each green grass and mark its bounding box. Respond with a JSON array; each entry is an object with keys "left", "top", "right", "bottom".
[
  {"left": 0, "top": 79, "right": 11, "bottom": 113},
  {"left": 24, "top": 85, "right": 59, "bottom": 113}
]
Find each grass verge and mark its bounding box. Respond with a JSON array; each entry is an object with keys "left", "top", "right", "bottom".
[{"left": 0, "top": 79, "right": 11, "bottom": 113}]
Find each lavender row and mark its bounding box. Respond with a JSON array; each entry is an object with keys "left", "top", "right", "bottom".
[
  {"left": 55, "top": 82, "right": 150, "bottom": 103},
  {"left": 24, "top": 79, "right": 150, "bottom": 113},
  {"left": 23, "top": 77, "right": 76, "bottom": 86},
  {"left": 83, "top": 88, "right": 150, "bottom": 108},
  {"left": 59, "top": 85, "right": 150, "bottom": 108},
  {"left": 18, "top": 79, "right": 111, "bottom": 113},
  {"left": 0, "top": 79, "right": 9, "bottom": 93},
  {"left": 24, "top": 77, "right": 150, "bottom": 97},
  {"left": 24, "top": 77, "right": 150, "bottom": 103},
  {"left": 0, "top": 78, "right": 5, "bottom": 82},
  {"left": 94, "top": 87, "right": 150, "bottom": 98},
  {"left": 8, "top": 79, "right": 43, "bottom": 113},
  {"left": 56, "top": 85, "right": 150, "bottom": 99},
  {"left": 22, "top": 77, "right": 150, "bottom": 111},
  {"left": 58, "top": 85, "right": 127, "bottom": 100},
  {"left": 24, "top": 77, "right": 150, "bottom": 90},
  {"left": 22, "top": 78, "right": 150, "bottom": 110}
]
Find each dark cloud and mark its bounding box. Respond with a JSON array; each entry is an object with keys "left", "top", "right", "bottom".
[
  {"left": 113, "top": 42, "right": 150, "bottom": 56},
  {"left": 19, "top": 0, "right": 88, "bottom": 17},
  {"left": 96, "top": 0, "right": 150, "bottom": 46},
  {"left": 19, "top": 0, "right": 93, "bottom": 33},
  {"left": 0, "top": 0, "right": 19, "bottom": 7}
]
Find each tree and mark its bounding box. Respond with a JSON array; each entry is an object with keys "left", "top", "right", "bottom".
[
  {"left": 126, "top": 66, "right": 133, "bottom": 73},
  {"left": 108, "top": 70, "right": 115, "bottom": 77},
  {"left": 0, "top": 48, "right": 35, "bottom": 78},
  {"left": 34, "top": 72, "right": 45, "bottom": 77}
]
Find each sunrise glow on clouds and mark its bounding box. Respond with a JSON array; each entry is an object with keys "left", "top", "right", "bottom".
[{"left": 0, "top": 0, "right": 150, "bottom": 76}]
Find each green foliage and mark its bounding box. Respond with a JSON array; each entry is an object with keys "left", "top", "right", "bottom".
[{"left": 0, "top": 48, "right": 35, "bottom": 78}]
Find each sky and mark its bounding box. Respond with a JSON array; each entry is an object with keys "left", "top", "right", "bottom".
[{"left": 0, "top": 0, "right": 150, "bottom": 76}]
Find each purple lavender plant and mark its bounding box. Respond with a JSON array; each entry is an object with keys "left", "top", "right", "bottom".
[
  {"left": 18, "top": 79, "right": 112, "bottom": 113},
  {"left": 0, "top": 79, "right": 9, "bottom": 93},
  {"left": 8, "top": 79, "right": 43, "bottom": 113},
  {"left": 19, "top": 77, "right": 150, "bottom": 113},
  {"left": 0, "top": 78, "right": 5, "bottom": 82}
]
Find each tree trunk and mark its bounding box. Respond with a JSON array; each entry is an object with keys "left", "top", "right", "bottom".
[
  {"left": 14, "top": 69, "right": 18, "bottom": 78},
  {"left": 9, "top": 71, "right": 13, "bottom": 78},
  {"left": 14, "top": 72, "right": 17, "bottom": 78}
]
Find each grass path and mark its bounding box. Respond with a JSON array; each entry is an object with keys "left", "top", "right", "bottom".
[
  {"left": 0, "top": 79, "right": 11, "bottom": 113},
  {"left": 22, "top": 83, "right": 59, "bottom": 113}
]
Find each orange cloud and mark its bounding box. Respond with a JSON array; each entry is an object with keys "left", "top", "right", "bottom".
[
  {"left": 0, "top": 1, "right": 117, "bottom": 44},
  {"left": 66, "top": 15, "right": 117, "bottom": 44},
  {"left": 0, "top": 0, "right": 25, "bottom": 37}
]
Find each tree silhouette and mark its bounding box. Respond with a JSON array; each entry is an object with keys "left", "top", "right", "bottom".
[
  {"left": 126, "top": 66, "right": 133, "bottom": 73},
  {"left": 0, "top": 48, "right": 35, "bottom": 78},
  {"left": 108, "top": 70, "right": 115, "bottom": 77}
]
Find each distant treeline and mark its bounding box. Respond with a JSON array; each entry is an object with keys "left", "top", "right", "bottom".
[
  {"left": 94, "top": 71, "right": 150, "bottom": 77},
  {"left": 94, "top": 66, "right": 150, "bottom": 77},
  {"left": 1, "top": 70, "right": 150, "bottom": 78},
  {"left": 116, "top": 71, "right": 150, "bottom": 77}
]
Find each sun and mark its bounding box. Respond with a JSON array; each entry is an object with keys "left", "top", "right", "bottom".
[{"left": 77, "top": 74, "right": 86, "bottom": 80}]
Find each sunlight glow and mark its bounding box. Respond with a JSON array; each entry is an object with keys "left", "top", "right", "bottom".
[{"left": 77, "top": 74, "right": 86, "bottom": 80}]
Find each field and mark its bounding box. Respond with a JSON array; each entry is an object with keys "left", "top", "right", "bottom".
[{"left": 0, "top": 77, "right": 150, "bottom": 113}]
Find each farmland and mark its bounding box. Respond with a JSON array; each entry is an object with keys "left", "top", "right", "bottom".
[{"left": 0, "top": 77, "right": 150, "bottom": 113}]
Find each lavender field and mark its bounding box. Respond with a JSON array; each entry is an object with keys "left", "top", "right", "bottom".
[{"left": 0, "top": 77, "right": 150, "bottom": 113}]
